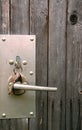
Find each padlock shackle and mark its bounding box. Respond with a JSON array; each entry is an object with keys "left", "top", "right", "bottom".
[{"left": 14, "top": 83, "right": 57, "bottom": 92}]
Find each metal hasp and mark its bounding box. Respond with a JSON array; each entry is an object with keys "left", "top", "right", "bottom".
[
  {"left": 14, "top": 84, "right": 57, "bottom": 91},
  {"left": 0, "top": 35, "right": 36, "bottom": 119}
]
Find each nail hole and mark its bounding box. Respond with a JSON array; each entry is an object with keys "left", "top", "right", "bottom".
[{"left": 70, "top": 12, "right": 78, "bottom": 25}]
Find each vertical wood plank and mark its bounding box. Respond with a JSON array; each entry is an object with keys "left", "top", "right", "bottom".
[
  {"left": 9, "top": 119, "right": 17, "bottom": 130},
  {"left": 0, "top": 0, "right": 2, "bottom": 33},
  {"left": 9, "top": 118, "right": 28, "bottom": 130},
  {"left": 10, "top": 0, "right": 30, "bottom": 34},
  {"left": 81, "top": 89, "right": 82, "bottom": 130},
  {"left": 1, "top": 119, "right": 10, "bottom": 130},
  {"left": 66, "top": 0, "right": 82, "bottom": 130},
  {"left": 48, "top": 0, "right": 67, "bottom": 130},
  {"left": 30, "top": 0, "right": 48, "bottom": 130},
  {"left": 0, "top": 0, "right": 10, "bottom": 33},
  {"left": 28, "top": 118, "right": 37, "bottom": 130}
]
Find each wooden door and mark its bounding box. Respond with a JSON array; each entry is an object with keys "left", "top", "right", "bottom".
[{"left": 0, "top": 0, "right": 82, "bottom": 130}]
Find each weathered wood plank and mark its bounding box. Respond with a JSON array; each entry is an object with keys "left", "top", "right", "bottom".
[
  {"left": 28, "top": 118, "right": 37, "bottom": 130},
  {"left": 0, "top": 0, "right": 2, "bottom": 33},
  {"left": 48, "top": 0, "right": 67, "bottom": 130},
  {"left": 81, "top": 99, "right": 82, "bottom": 130},
  {"left": 9, "top": 119, "right": 17, "bottom": 130},
  {"left": 66, "top": 0, "right": 82, "bottom": 130},
  {"left": 10, "top": 0, "right": 30, "bottom": 34},
  {"left": 0, "top": 0, "right": 10, "bottom": 33},
  {"left": 29, "top": 0, "right": 48, "bottom": 130},
  {"left": 9, "top": 118, "right": 28, "bottom": 130},
  {"left": 0, "top": 119, "right": 10, "bottom": 130}
]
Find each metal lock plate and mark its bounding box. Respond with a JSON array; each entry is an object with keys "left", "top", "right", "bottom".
[{"left": 0, "top": 35, "right": 36, "bottom": 119}]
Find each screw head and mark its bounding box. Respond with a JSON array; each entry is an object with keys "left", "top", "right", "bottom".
[
  {"left": 2, "top": 37, "right": 6, "bottom": 41},
  {"left": 30, "top": 112, "right": 34, "bottom": 116},
  {"left": 2, "top": 113, "right": 6, "bottom": 118},
  {"left": 30, "top": 38, "right": 34, "bottom": 41},
  {"left": 22, "top": 60, "right": 27, "bottom": 65},
  {"left": 30, "top": 71, "right": 34, "bottom": 75},
  {"left": 9, "top": 60, "right": 14, "bottom": 65}
]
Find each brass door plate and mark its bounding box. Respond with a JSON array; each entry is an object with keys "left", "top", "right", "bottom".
[{"left": 0, "top": 35, "right": 36, "bottom": 119}]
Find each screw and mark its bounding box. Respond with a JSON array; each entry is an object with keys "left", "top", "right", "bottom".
[
  {"left": 9, "top": 60, "right": 14, "bottom": 65},
  {"left": 2, "top": 37, "right": 6, "bottom": 41},
  {"left": 2, "top": 113, "right": 6, "bottom": 118},
  {"left": 30, "top": 71, "right": 34, "bottom": 75},
  {"left": 22, "top": 60, "right": 27, "bottom": 65},
  {"left": 30, "top": 112, "right": 34, "bottom": 116},
  {"left": 30, "top": 38, "right": 34, "bottom": 41}
]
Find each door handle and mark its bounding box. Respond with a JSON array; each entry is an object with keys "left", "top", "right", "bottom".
[{"left": 14, "top": 83, "right": 57, "bottom": 92}]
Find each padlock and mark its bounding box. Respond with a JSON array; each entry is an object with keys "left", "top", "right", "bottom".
[{"left": 8, "top": 71, "right": 28, "bottom": 95}]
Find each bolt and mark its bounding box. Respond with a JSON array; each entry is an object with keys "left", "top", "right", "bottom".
[
  {"left": 2, "top": 113, "right": 6, "bottom": 118},
  {"left": 9, "top": 60, "right": 14, "bottom": 65},
  {"left": 2, "top": 37, "right": 6, "bottom": 41},
  {"left": 22, "top": 60, "right": 27, "bottom": 65},
  {"left": 30, "top": 71, "right": 34, "bottom": 75},
  {"left": 30, "top": 112, "right": 34, "bottom": 116},
  {"left": 30, "top": 38, "right": 34, "bottom": 41}
]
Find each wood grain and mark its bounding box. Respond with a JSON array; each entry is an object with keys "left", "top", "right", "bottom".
[
  {"left": 30, "top": 0, "right": 48, "bottom": 130},
  {"left": 10, "top": 0, "right": 30, "bottom": 34},
  {"left": 0, "top": 0, "right": 10, "bottom": 33},
  {"left": 0, "top": 0, "right": 82, "bottom": 129},
  {"left": 66, "top": 0, "right": 82, "bottom": 130},
  {"left": 0, "top": 0, "right": 2, "bottom": 33},
  {"left": 48, "top": 0, "right": 67, "bottom": 130}
]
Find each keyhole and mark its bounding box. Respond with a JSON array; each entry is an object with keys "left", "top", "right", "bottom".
[
  {"left": 70, "top": 12, "right": 78, "bottom": 25},
  {"left": 15, "top": 74, "right": 22, "bottom": 83}
]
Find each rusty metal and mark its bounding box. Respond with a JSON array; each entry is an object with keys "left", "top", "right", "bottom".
[{"left": 8, "top": 71, "right": 28, "bottom": 95}]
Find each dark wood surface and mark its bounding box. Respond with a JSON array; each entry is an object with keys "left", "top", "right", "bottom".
[
  {"left": 0, "top": 0, "right": 82, "bottom": 130},
  {"left": 10, "top": 0, "right": 30, "bottom": 34},
  {"left": 48, "top": 0, "right": 66, "bottom": 130},
  {"left": 0, "top": 0, "right": 10, "bottom": 33},
  {"left": 29, "top": 0, "right": 48, "bottom": 130},
  {"left": 66, "top": 0, "right": 82, "bottom": 130}
]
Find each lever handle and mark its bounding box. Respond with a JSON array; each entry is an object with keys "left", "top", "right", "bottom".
[{"left": 14, "top": 83, "right": 57, "bottom": 92}]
